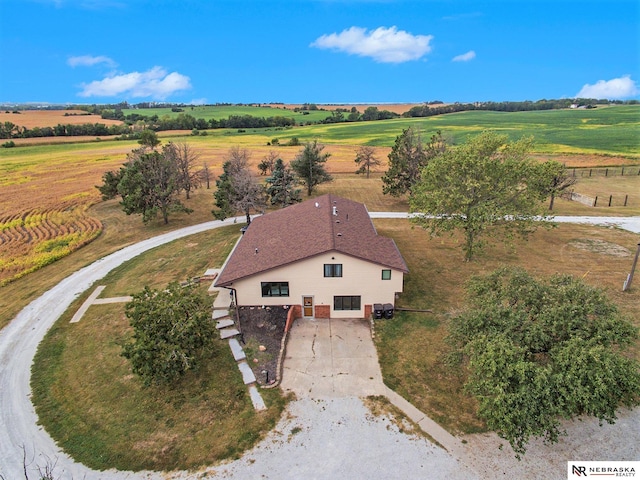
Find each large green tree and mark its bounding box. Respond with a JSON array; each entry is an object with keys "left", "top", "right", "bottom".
[
  {"left": 382, "top": 128, "right": 446, "bottom": 197},
  {"left": 290, "top": 140, "right": 333, "bottom": 196},
  {"left": 410, "top": 130, "right": 550, "bottom": 261},
  {"left": 447, "top": 267, "right": 640, "bottom": 457},
  {"left": 117, "top": 145, "right": 191, "bottom": 224},
  {"left": 122, "top": 283, "right": 217, "bottom": 386}
]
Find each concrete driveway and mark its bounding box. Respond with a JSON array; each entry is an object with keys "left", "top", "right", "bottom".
[{"left": 280, "top": 317, "right": 387, "bottom": 398}]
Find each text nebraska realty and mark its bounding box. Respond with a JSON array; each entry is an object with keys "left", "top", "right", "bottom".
[{"left": 572, "top": 465, "right": 636, "bottom": 477}]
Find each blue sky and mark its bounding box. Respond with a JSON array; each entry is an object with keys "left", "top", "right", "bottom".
[{"left": 1, "top": 0, "right": 638, "bottom": 104}]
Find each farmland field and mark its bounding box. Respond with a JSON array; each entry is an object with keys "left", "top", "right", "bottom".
[
  {"left": 0, "top": 106, "right": 638, "bottom": 288},
  {"left": 0, "top": 109, "right": 124, "bottom": 129}
]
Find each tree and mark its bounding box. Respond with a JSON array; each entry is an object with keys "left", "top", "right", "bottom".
[
  {"left": 258, "top": 150, "right": 278, "bottom": 175},
  {"left": 201, "top": 161, "right": 212, "bottom": 189},
  {"left": 164, "top": 142, "right": 201, "bottom": 199},
  {"left": 96, "top": 168, "right": 123, "bottom": 200},
  {"left": 447, "top": 266, "right": 640, "bottom": 457},
  {"left": 290, "top": 140, "right": 333, "bottom": 196},
  {"left": 382, "top": 128, "right": 446, "bottom": 197},
  {"left": 138, "top": 129, "right": 160, "bottom": 149},
  {"left": 354, "top": 145, "right": 381, "bottom": 178},
  {"left": 212, "top": 146, "right": 266, "bottom": 224},
  {"left": 117, "top": 145, "right": 192, "bottom": 224},
  {"left": 122, "top": 283, "right": 217, "bottom": 386},
  {"left": 535, "top": 160, "right": 577, "bottom": 210},
  {"left": 410, "top": 131, "right": 551, "bottom": 261},
  {"left": 266, "top": 158, "right": 302, "bottom": 207}
]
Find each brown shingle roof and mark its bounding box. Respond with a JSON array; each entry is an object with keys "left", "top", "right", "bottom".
[{"left": 215, "top": 194, "right": 408, "bottom": 287}]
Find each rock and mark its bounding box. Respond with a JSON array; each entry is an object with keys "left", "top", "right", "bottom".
[
  {"left": 259, "top": 345, "right": 267, "bottom": 352},
  {"left": 253, "top": 358, "right": 259, "bottom": 363}
]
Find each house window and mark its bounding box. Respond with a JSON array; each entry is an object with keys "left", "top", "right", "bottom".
[
  {"left": 334, "top": 295, "right": 361, "bottom": 311},
  {"left": 324, "top": 264, "right": 343, "bottom": 277},
  {"left": 382, "top": 269, "right": 392, "bottom": 280},
  {"left": 261, "top": 282, "right": 289, "bottom": 297}
]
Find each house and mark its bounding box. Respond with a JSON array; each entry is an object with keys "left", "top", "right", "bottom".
[{"left": 215, "top": 194, "right": 408, "bottom": 319}]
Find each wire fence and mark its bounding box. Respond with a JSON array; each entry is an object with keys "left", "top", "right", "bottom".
[{"left": 571, "top": 166, "right": 640, "bottom": 178}]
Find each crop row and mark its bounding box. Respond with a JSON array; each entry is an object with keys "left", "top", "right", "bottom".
[{"left": 0, "top": 207, "right": 102, "bottom": 285}]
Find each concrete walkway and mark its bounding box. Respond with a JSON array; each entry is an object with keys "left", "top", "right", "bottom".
[
  {"left": 69, "top": 285, "right": 132, "bottom": 323},
  {"left": 280, "top": 317, "right": 464, "bottom": 455},
  {"left": 209, "top": 268, "right": 266, "bottom": 411}
]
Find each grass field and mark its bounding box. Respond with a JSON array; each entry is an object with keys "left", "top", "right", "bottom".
[
  {"left": 374, "top": 219, "right": 640, "bottom": 435},
  {"left": 120, "top": 104, "right": 335, "bottom": 123},
  {"left": 29, "top": 225, "right": 292, "bottom": 472}
]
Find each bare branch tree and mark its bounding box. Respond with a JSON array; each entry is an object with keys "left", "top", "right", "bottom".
[
  {"left": 354, "top": 145, "right": 381, "bottom": 179},
  {"left": 258, "top": 150, "right": 279, "bottom": 176},
  {"left": 164, "top": 142, "right": 201, "bottom": 199},
  {"left": 201, "top": 161, "right": 211, "bottom": 189}
]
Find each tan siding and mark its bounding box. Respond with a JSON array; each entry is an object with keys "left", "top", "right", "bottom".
[{"left": 228, "top": 252, "right": 403, "bottom": 318}]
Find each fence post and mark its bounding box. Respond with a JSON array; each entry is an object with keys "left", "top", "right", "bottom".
[
  {"left": 589, "top": 169, "right": 592, "bottom": 177},
  {"left": 621, "top": 167, "right": 624, "bottom": 176},
  {"left": 623, "top": 243, "right": 640, "bottom": 292},
  {"left": 624, "top": 195, "right": 628, "bottom": 207},
  {"left": 608, "top": 195, "right": 612, "bottom": 207},
  {"left": 605, "top": 168, "right": 608, "bottom": 177},
  {"left": 594, "top": 196, "right": 598, "bottom": 207}
]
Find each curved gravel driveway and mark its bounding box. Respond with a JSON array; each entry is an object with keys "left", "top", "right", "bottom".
[{"left": 1, "top": 214, "right": 638, "bottom": 480}]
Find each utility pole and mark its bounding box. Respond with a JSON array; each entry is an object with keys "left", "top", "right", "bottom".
[{"left": 623, "top": 242, "right": 640, "bottom": 291}]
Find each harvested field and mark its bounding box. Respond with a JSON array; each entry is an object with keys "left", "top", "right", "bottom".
[{"left": 0, "top": 110, "right": 124, "bottom": 129}]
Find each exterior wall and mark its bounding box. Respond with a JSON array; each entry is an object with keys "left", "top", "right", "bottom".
[
  {"left": 230, "top": 251, "right": 404, "bottom": 319},
  {"left": 315, "top": 305, "right": 330, "bottom": 318}
]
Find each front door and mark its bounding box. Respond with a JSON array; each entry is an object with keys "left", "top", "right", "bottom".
[{"left": 303, "top": 296, "right": 314, "bottom": 317}]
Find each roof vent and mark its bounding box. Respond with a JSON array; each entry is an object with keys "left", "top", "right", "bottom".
[
  {"left": 315, "top": 202, "right": 320, "bottom": 208},
  {"left": 337, "top": 233, "right": 342, "bottom": 237},
  {"left": 332, "top": 206, "right": 338, "bottom": 216}
]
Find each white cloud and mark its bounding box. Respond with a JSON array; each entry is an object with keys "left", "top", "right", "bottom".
[
  {"left": 576, "top": 75, "right": 638, "bottom": 99},
  {"left": 190, "top": 98, "right": 208, "bottom": 105},
  {"left": 311, "top": 26, "right": 433, "bottom": 63},
  {"left": 78, "top": 66, "right": 192, "bottom": 99},
  {"left": 67, "top": 55, "right": 116, "bottom": 68},
  {"left": 452, "top": 50, "right": 476, "bottom": 62}
]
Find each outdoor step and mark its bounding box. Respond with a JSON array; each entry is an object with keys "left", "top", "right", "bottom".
[
  {"left": 237, "top": 361, "right": 257, "bottom": 385},
  {"left": 248, "top": 385, "right": 266, "bottom": 411},
  {"left": 216, "top": 319, "right": 235, "bottom": 329},
  {"left": 220, "top": 328, "right": 240, "bottom": 339},
  {"left": 213, "top": 309, "right": 230, "bottom": 320},
  {"left": 228, "top": 338, "right": 246, "bottom": 361}
]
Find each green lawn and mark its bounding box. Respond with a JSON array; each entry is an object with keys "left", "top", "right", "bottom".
[
  {"left": 120, "top": 104, "right": 333, "bottom": 123},
  {"left": 31, "top": 226, "right": 287, "bottom": 472}
]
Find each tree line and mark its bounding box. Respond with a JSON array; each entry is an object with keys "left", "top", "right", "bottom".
[
  {"left": 97, "top": 130, "right": 334, "bottom": 226},
  {"left": 3, "top": 98, "right": 637, "bottom": 141}
]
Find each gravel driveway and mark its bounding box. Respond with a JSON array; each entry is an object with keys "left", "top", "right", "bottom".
[{"left": 1, "top": 214, "right": 638, "bottom": 480}]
